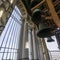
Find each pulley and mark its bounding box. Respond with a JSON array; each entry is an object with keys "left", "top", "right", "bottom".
[{"left": 47, "top": 37, "right": 54, "bottom": 42}]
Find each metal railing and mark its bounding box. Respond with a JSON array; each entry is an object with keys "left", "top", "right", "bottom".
[{"left": 49, "top": 50, "right": 60, "bottom": 60}]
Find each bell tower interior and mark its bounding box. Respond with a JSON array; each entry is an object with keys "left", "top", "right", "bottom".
[{"left": 0, "top": 0, "right": 60, "bottom": 60}]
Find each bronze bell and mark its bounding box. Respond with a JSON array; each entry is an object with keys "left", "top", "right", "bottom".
[
  {"left": 32, "top": 9, "right": 45, "bottom": 25},
  {"left": 47, "top": 37, "right": 54, "bottom": 42},
  {"left": 32, "top": 9, "right": 54, "bottom": 38},
  {"left": 37, "top": 23, "right": 54, "bottom": 38}
]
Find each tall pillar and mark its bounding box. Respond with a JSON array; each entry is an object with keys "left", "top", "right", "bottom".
[
  {"left": 25, "top": 23, "right": 28, "bottom": 42},
  {"left": 17, "top": 20, "right": 25, "bottom": 59},
  {"left": 28, "top": 27, "right": 34, "bottom": 60},
  {"left": 32, "top": 28, "right": 38, "bottom": 59},
  {"left": 36, "top": 37, "right": 45, "bottom": 60},
  {"left": 34, "top": 33, "right": 39, "bottom": 59},
  {"left": 22, "top": 20, "right": 28, "bottom": 59},
  {"left": 41, "top": 38, "right": 50, "bottom": 60}
]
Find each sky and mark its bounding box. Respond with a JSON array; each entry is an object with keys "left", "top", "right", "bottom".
[{"left": 0, "top": 6, "right": 21, "bottom": 60}]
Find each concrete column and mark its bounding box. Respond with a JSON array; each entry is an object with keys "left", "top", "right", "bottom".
[
  {"left": 22, "top": 20, "right": 27, "bottom": 59},
  {"left": 41, "top": 38, "right": 50, "bottom": 60},
  {"left": 25, "top": 23, "right": 28, "bottom": 42},
  {"left": 38, "top": 38, "right": 45, "bottom": 60},
  {"left": 34, "top": 32, "right": 45, "bottom": 60},
  {"left": 34, "top": 37, "right": 39, "bottom": 60},
  {"left": 28, "top": 28, "right": 34, "bottom": 60},
  {"left": 32, "top": 28, "right": 38, "bottom": 59},
  {"left": 17, "top": 20, "right": 25, "bottom": 59}
]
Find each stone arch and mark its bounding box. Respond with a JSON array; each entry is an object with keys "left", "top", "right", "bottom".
[
  {"left": 0, "top": 0, "right": 27, "bottom": 25},
  {"left": 16, "top": 0, "right": 27, "bottom": 16},
  {"left": 0, "top": 0, "right": 17, "bottom": 25},
  {"left": 0, "top": 0, "right": 27, "bottom": 34}
]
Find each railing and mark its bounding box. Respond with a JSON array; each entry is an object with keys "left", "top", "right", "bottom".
[{"left": 49, "top": 50, "right": 60, "bottom": 60}]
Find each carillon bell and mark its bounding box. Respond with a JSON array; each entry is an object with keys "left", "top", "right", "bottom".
[
  {"left": 37, "top": 23, "right": 54, "bottom": 38},
  {"left": 32, "top": 9, "right": 45, "bottom": 26},
  {"left": 31, "top": 9, "right": 54, "bottom": 38},
  {"left": 47, "top": 37, "right": 54, "bottom": 42}
]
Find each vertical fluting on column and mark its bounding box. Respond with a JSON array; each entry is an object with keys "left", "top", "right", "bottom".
[
  {"left": 22, "top": 19, "right": 27, "bottom": 59},
  {"left": 24, "top": 23, "right": 29, "bottom": 59},
  {"left": 34, "top": 31, "right": 38, "bottom": 59},
  {"left": 17, "top": 20, "right": 25, "bottom": 59},
  {"left": 25, "top": 23, "right": 28, "bottom": 43},
  {"left": 34, "top": 31, "right": 45, "bottom": 60},
  {"left": 41, "top": 38, "right": 50, "bottom": 60},
  {"left": 28, "top": 27, "right": 34, "bottom": 60},
  {"left": 34, "top": 36, "right": 40, "bottom": 60},
  {"left": 32, "top": 28, "right": 38, "bottom": 59},
  {"left": 38, "top": 38, "right": 45, "bottom": 60}
]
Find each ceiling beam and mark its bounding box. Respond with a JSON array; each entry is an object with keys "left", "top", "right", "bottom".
[
  {"left": 31, "top": 0, "right": 45, "bottom": 11},
  {"left": 46, "top": 0, "right": 60, "bottom": 27}
]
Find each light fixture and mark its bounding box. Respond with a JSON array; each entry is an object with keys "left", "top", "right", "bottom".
[
  {"left": 0, "top": 8, "right": 4, "bottom": 18},
  {"left": 9, "top": 0, "right": 14, "bottom": 4},
  {"left": 25, "top": 42, "right": 29, "bottom": 48}
]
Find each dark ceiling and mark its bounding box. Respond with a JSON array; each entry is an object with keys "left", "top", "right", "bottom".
[{"left": 21, "top": 0, "right": 44, "bottom": 15}]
